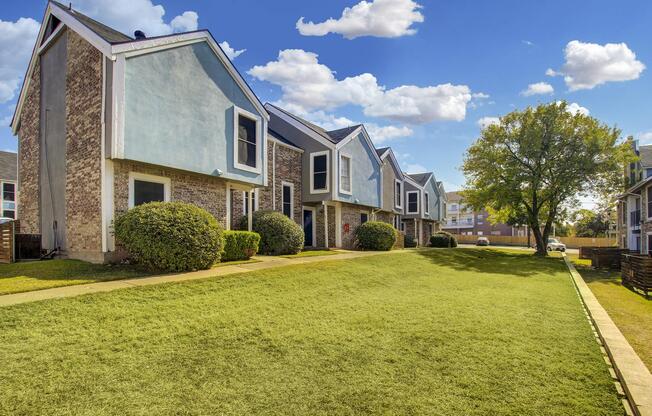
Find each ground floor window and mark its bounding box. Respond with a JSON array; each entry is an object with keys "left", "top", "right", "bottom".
[
  {"left": 129, "top": 173, "right": 170, "bottom": 208},
  {"left": 360, "top": 212, "right": 368, "bottom": 224},
  {"left": 243, "top": 189, "right": 259, "bottom": 215},
  {"left": 648, "top": 234, "right": 652, "bottom": 255},
  {"left": 282, "top": 182, "right": 294, "bottom": 219},
  {"left": 2, "top": 182, "right": 15, "bottom": 219}
]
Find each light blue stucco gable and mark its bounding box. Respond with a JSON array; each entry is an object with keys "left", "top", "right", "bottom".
[
  {"left": 423, "top": 176, "right": 443, "bottom": 221},
  {"left": 336, "top": 132, "right": 381, "bottom": 208},
  {"left": 123, "top": 42, "right": 265, "bottom": 185}
]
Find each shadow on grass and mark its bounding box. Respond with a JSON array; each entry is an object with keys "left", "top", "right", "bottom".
[
  {"left": 573, "top": 263, "right": 623, "bottom": 286},
  {"left": 0, "top": 259, "right": 148, "bottom": 282},
  {"left": 413, "top": 247, "right": 565, "bottom": 277}
]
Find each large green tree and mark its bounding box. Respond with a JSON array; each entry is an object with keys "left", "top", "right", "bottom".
[{"left": 462, "top": 102, "right": 629, "bottom": 256}]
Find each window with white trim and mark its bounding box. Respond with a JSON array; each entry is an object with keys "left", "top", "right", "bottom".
[
  {"left": 129, "top": 173, "right": 170, "bottom": 208},
  {"left": 234, "top": 106, "right": 261, "bottom": 172},
  {"left": 407, "top": 191, "right": 419, "bottom": 214},
  {"left": 424, "top": 192, "right": 429, "bottom": 215},
  {"left": 395, "top": 180, "right": 402, "bottom": 208},
  {"left": 339, "top": 154, "right": 352, "bottom": 194},
  {"left": 310, "top": 151, "right": 329, "bottom": 193},
  {"left": 282, "top": 182, "right": 294, "bottom": 219},
  {"left": 1, "top": 182, "right": 15, "bottom": 219},
  {"left": 243, "top": 189, "right": 259, "bottom": 215}
]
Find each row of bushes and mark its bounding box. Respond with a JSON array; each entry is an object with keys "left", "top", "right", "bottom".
[
  {"left": 403, "top": 231, "right": 458, "bottom": 248},
  {"left": 114, "top": 203, "right": 305, "bottom": 272}
]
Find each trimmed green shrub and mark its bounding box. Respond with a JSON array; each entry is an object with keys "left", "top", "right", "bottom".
[
  {"left": 430, "top": 231, "right": 458, "bottom": 248},
  {"left": 222, "top": 231, "right": 260, "bottom": 261},
  {"left": 238, "top": 210, "right": 304, "bottom": 255},
  {"left": 355, "top": 221, "right": 397, "bottom": 251},
  {"left": 404, "top": 234, "right": 417, "bottom": 248},
  {"left": 114, "top": 202, "right": 224, "bottom": 272}
]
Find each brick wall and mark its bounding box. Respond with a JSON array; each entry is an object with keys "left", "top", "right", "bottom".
[
  {"left": 17, "top": 60, "right": 42, "bottom": 235},
  {"left": 113, "top": 160, "right": 228, "bottom": 228},
  {"left": 65, "top": 31, "right": 103, "bottom": 260},
  {"left": 341, "top": 202, "right": 364, "bottom": 249},
  {"left": 375, "top": 211, "right": 393, "bottom": 225},
  {"left": 404, "top": 219, "right": 416, "bottom": 243}
]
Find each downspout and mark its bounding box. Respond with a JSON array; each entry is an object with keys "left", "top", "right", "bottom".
[
  {"left": 324, "top": 202, "right": 329, "bottom": 248},
  {"left": 272, "top": 141, "right": 276, "bottom": 210}
]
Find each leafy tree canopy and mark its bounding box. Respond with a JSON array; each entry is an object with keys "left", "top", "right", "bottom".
[{"left": 462, "top": 101, "right": 631, "bottom": 255}]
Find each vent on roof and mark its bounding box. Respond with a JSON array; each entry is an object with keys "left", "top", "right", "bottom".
[{"left": 134, "top": 30, "right": 146, "bottom": 40}]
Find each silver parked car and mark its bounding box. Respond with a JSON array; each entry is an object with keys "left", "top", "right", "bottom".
[{"left": 547, "top": 238, "right": 566, "bottom": 252}]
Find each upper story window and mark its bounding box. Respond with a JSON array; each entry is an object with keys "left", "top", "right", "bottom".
[
  {"left": 424, "top": 192, "right": 429, "bottom": 215},
  {"left": 129, "top": 172, "right": 170, "bottom": 208},
  {"left": 449, "top": 203, "right": 458, "bottom": 212},
  {"left": 310, "top": 151, "right": 329, "bottom": 193},
  {"left": 407, "top": 191, "right": 419, "bottom": 214},
  {"left": 395, "top": 180, "right": 402, "bottom": 209},
  {"left": 339, "top": 154, "right": 352, "bottom": 194},
  {"left": 646, "top": 168, "right": 652, "bottom": 178},
  {"left": 2, "top": 182, "right": 15, "bottom": 219},
  {"left": 233, "top": 106, "right": 261, "bottom": 173}
]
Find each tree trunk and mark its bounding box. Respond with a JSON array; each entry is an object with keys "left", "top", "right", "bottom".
[{"left": 530, "top": 222, "right": 547, "bottom": 256}]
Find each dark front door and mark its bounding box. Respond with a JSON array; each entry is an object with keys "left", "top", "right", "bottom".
[{"left": 303, "top": 209, "right": 313, "bottom": 247}]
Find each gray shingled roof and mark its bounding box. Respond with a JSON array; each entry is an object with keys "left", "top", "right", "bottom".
[
  {"left": 266, "top": 104, "right": 361, "bottom": 144},
  {"left": 0, "top": 151, "right": 17, "bottom": 181},
  {"left": 51, "top": 1, "right": 132, "bottom": 43},
  {"left": 407, "top": 172, "right": 432, "bottom": 186},
  {"left": 268, "top": 128, "right": 299, "bottom": 149},
  {"left": 640, "top": 144, "right": 652, "bottom": 168}
]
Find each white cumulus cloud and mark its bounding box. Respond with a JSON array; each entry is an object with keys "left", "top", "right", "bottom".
[
  {"left": 477, "top": 116, "right": 500, "bottom": 129},
  {"left": 0, "top": 17, "right": 40, "bottom": 104},
  {"left": 219, "top": 41, "right": 246, "bottom": 60},
  {"left": 71, "top": 0, "right": 199, "bottom": 37},
  {"left": 557, "top": 101, "right": 590, "bottom": 116},
  {"left": 521, "top": 82, "right": 554, "bottom": 96},
  {"left": 300, "top": 110, "right": 413, "bottom": 144},
  {"left": 547, "top": 40, "right": 645, "bottom": 91},
  {"left": 249, "top": 49, "right": 473, "bottom": 124},
  {"left": 0, "top": 115, "right": 12, "bottom": 127},
  {"left": 405, "top": 163, "right": 427, "bottom": 173},
  {"left": 296, "top": 0, "right": 424, "bottom": 39},
  {"left": 638, "top": 131, "right": 652, "bottom": 145}
]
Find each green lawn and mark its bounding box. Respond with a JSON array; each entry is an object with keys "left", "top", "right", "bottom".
[
  {"left": 566, "top": 253, "right": 652, "bottom": 371},
  {"left": 281, "top": 249, "right": 341, "bottom": 258},
  {"left": 0, "top": 249, "right": 622, "bottom": 415},
  {"left": 0, "top": 259, "right": 150, "bottom": 295}
]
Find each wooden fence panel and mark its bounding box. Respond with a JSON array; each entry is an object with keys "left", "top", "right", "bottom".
[
  {"left": 0, "top": 221, "right": 15, "bottom": 263},
  {"left": 452, "top": 233, "right": 617, "bottom": 249}
]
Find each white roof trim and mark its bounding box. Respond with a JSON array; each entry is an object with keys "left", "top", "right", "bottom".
[
  {"left": 403, "top": 174, "right": 424, "bottom": 190},
  {"left": 11, "top": 2, "right": 114, "bottom": 134},
  {"left": 268, "top": 136, "right": 304, "bottom": 153},
  {"left": 335, "top": 125, "right": 382, "bottom": 165},
  {"left": 112, "top": 31, "right": 268, "bottom": 121}
]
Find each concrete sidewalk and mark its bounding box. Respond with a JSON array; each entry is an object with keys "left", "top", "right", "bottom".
[{"left": 0, "top": 249, "right": 404, "bottom": 307}]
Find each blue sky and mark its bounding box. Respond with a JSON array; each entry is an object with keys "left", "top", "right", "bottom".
[{"left": 1, "top": 0, "right": 651, "bottom": 196}]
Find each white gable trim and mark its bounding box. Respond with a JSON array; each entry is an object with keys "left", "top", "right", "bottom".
[
  {"left": 112, "top": 31, "right": 268, "bottom": 121},
  {"left": 11, "top": 2, "right": 114, "bottom": 134},
  {"left": 335, "top": 125, "right": 382, "bottom": 165}
]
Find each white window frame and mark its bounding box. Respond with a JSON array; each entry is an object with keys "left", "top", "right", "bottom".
[
  {"left": 281, "top": 181, "right": 294, "bottom": 220},
  {"left": 407, "top": 191, "right": 419, "bottom": 214},
  {"left": 394, "top": 179, "right": 403, "bottom": 209},
  {"left": 424, "top": 192, "right": 430, "bottom": 215},
  {"left": 339, "top": 153, "right": 352, "bottom": 195},
  {"left": 0, "top": 181, "right": 16, "bottom": 219},
  {"left": 233, "top": 105, "right": 263, "bottom": 174},
  {"left": 646, "top": 184, "right": 652, "bottom": 221},
  {"left": 242, "top": 189, "right": 259, "bottom": 214},
  {"left": 128, "top": 172, "right": 171, "bottom": 208},
  {"left": 310, "top": 150, "right": 330, "bottom": 194}
]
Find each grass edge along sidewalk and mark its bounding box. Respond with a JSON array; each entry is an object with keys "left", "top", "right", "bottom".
[{"left": 562, "top": 253, "right": 652, "bottom": 416}]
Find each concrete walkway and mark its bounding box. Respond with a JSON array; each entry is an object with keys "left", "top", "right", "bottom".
[
  {"left": 563, "top": 253, "right": 652, "bottom": 416},
  {"left": 0, "top": 249, "right": 404, "bottom": 307}
]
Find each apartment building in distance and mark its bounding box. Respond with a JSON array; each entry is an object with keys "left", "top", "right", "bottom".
[{"left": 442, "top": 191, "right": 523, "bottom": 236}]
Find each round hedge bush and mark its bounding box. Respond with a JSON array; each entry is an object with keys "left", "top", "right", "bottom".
[
  {"left": 430, "top": 231, "right": 458, "bottom": 248},
  {"left": 238, "top": 210, "right": 303, "bottom": 255},
  {"left": 222, "top": 230, "right": 260, "bottom": 261},
  {"left": 114, "top": 202, "right": 224, "bottom": 272},
  {"left": 404, "top": 234, "right": 417, "bottom": 248},
  {"left": 355, "top": 221, "right": 397, "bottom": 251}
]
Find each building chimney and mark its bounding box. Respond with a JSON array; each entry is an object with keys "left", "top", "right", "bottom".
[{"left": 134, "top": 30, "right": 146, "bottom": 40}]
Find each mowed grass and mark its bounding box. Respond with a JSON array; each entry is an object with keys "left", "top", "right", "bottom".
[
  {"left": 0, "top": 249, "right": 622, "bottom": 415},
  {"left": 281, "top": 249, "right": 341, "bottom": 258},
  {"left": 0, "top": 259, "right": 150, "bottom": 295},
  {"left": 567, "top": 253, "right": 652, "bottom": 370}
]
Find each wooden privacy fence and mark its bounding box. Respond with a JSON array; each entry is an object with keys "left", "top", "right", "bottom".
[
  {"left": 452, "top": 234, "right": 617, "bottom": 249},
  {"left": 621, "top": 254, "right": 652, "bottom": 298},
  {"left": 0, "top": 220, "right": 17, "bottom": 263}
]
